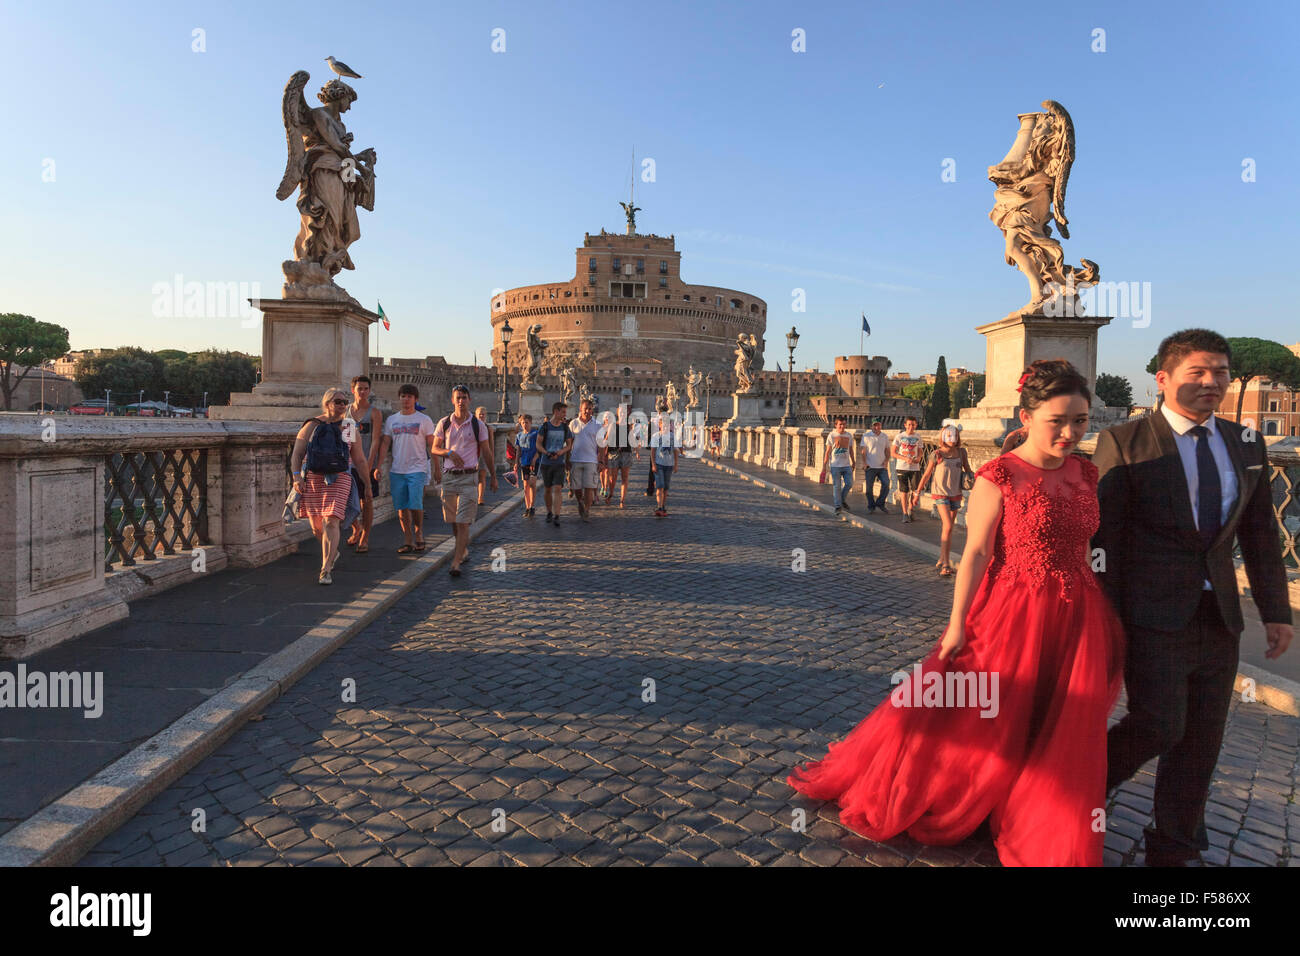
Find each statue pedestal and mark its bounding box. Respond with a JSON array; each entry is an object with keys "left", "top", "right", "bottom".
[
  {"left": 211, "top": 298, "right": 379, "bottom": 422},
  {"left": 726, "top": 392, "right": 764, "bottom": 427},
  {"left": 959, "top": 312, "right": 1113, "bottom": 436},
  {"left": 518, "top": 387, "right": 546, "bottom": 423}
]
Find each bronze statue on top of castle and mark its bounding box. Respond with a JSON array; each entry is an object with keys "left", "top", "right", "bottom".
[
  {"left": 619, "top": 201, "right": 641, "bottom": 236},
  {"left": 276, "top": 70, "right": 377, "bottom": 304},
  {"left": 733, "top": 334, "right": 758, "bottom": 393},
  {"left": 988, "top": 99, "right": 1098, "bottom": 317},
  {"left": 522, "top": 323, "right": 547, "bottom": 389}
]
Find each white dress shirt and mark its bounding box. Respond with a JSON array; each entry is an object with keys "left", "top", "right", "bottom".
[{"left": 1160, "top": 403, "right": 1238, "bottom": 589}]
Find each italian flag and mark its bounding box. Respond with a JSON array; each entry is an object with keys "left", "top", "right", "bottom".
[{"left": 378, "top": 301, "right": 390, "bottom": 331}]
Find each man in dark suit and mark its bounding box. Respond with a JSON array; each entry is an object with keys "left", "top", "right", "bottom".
[{"left": 1092, "top": 328, "right": 1292, "bottom": 866}]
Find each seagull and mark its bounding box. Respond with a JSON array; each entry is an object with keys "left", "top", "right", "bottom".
[{"left": 326, "top": 56, "right": 362, "bottom": 79}]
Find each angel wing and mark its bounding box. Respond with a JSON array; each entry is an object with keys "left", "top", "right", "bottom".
[
  {"left": 1041, "top": 99, "right": 1076, "bottom": 239},
  {"left": 275, "top": 71, "right": 312, "bottom": 202}
]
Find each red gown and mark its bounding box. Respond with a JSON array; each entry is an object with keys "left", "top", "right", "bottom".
[{"left": 787, "top": 452, "right": 1125, "bottom": 866}]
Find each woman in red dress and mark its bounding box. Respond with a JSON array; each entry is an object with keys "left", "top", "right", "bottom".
[{"left": 788, "top": 359, "right": 1125, "bottom": 866}]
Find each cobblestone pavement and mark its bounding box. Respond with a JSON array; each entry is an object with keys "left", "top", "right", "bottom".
[{"left": 80, "top": 463, "right": 1299, "bottom": 866}]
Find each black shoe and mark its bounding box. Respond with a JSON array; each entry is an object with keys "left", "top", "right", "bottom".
[
  {"left": 841, "top": 503, "right": 852, "bottom": 514},
  {"left": 867, "top": 507, "right": 876, "bottom": 514},
  {"left": 834, "top": 507, "right": 841, "bottom": 515},
  {"left": 552, "top": 516, "right": 560, "bottom": 527},
  {"left": 878, "top": 505, "right": 888, "bottom": 514},
  {"left": 546, "top": 513, "right": 554, "bottom": 524}
]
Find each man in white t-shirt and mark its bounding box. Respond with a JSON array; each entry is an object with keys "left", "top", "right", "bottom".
[
  {"left": 860, "top": 419, "right": 891, "bottom": 514},
  {"left": 891, "top": 415, "right": 925, "bottom": 522},
  {"left": 568, "top": 397, "right": 603, "bottom": 521},
  {"left": 375, "top": 384, "right": 436, "bottom": 552}
]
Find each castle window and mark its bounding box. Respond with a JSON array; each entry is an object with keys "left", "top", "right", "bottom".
[
  {"left": 589, "top": 257, "right": 597, "bottom": 272},
  {"left": 658, "top": 277, "right": 667, "bottom": 288},
  {"left": 637, "top": 259, "right": 645, "bottom": 273},
  {"left": 716, "top": 296, "right": 722, "bottom": 307},
  {"left": 576, "top": 320, "right": 581, "bottom": 326},
  {"left": 683, "top": 295, "right": 690, "bottom": 301},
  {"left": 564, "top": 291, "right": 572, "bottom": 297},
  {"left": 612, "top": 257, "right": 621, "bottom": 271},
  {"left": 701, "top": 325, "right": 707, "bottom": 331},
  {"left": 750, "top": 304, "right": 758, "bottom": 313},
  {"left": 659, "top": 260, "right": 668, "bottom": 274},
  {"left": 730, "top": 298, "right": 741, "bottom": 309},
  {"left": 588, "top": 275, "right": 595, "bottom": 286}
]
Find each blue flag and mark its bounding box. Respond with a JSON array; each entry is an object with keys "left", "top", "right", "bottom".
[
  {"left": 862, "top": 312, "right": 871, "bottom": 335},
  {"left": 776, "top": 361, "right": 783, "bottom": 372}
]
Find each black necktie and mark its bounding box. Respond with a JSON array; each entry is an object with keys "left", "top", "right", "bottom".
[{"left": 1190, "top": 424, "right": 1221, "bottom": 548}]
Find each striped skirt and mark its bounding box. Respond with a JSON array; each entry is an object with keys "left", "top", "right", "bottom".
[{"left": 298, "top": 470, "right": 353, "bottom": 522}]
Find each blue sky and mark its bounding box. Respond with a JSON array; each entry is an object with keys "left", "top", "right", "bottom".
[{"left": 4, "top": 0, "right": 1297, "bottom": 395}]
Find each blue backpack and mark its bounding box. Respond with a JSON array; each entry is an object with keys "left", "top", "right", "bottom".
[{"left": 305, "top": 418, "right": 350, "bottom": 474}]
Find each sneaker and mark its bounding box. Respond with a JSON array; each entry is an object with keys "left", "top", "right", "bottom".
[
  {"left": 841, "top": 503, "right": 852, "bottom": 514},
  {"left": 552, "top": 516, "right": 560, "bottom": 527},
  {"left": 546, "top": 512, "right": 553, "bottom": 524},
  {"left": 578, "top": 498, "right": 589, "bottom": 519},
  {"left": 527, "top": 508, "right": 535, "bottom": 518},
  {"left": 834, "top": 507, "right": 841, "bottom": 515},
  {"left": 867, "top": 507, "right": 876, "bottom": 514},
  {"left": 878, "top": 505, "right": 889, "bottom": 514}
]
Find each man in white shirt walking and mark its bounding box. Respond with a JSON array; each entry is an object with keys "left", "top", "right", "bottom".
[
  {"left": 568, "top": 397, "right": 603, "bottom": 521},
  {"left": 860, "top": 419, "right": 891, "bottom": 514}
]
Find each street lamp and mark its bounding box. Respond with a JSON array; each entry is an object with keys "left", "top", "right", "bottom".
[
  {"left": 780, "top": 326, "right": 799, "bottom": 426},
  {"left": 163, "top": 390, "right": 171, "bottom": 418},
  {"left": 138, "top": 389, "right": 144, "bottom": 413},
  {"left": 202, "top": 391, "right": 208, "bottom": 415},
  {"left": 497, "top": 319, "right": 513, "bottom": 421},
  {"left": 105, "top": 389, "right": 112, "bottom": 416}
]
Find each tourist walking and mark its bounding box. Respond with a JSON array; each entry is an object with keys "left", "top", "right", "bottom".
[
  {"left": 788, "top": 359, "right": 1124, "bottom": 866},
  {"left": 291, "top": 387, "right": 373, "bottom": 585},
  {"left": 608, "top": 403, "right": 637, "bottom": 508},
  {"left": 860, "top": 419, "right": 891, "bottom": 514},
  {"left": 596, "top": 409, "right": 615, "bottom": 503},
  {"left": 892, "top": 415, "right": 925, "bottom": 522},
  {"left": 918, "top": 424, "right": 973, "bottom": 576},
  {"left": 430, "top": 386, "right": 495, "bottom": 576},
  {"left": 474, "top": 406, "right": 490, "bottom": 506},
  {"left": 344, "top": 374, "right": 382, "bottom": 553},
  {"left": 568, "top": 397, "right": 603, "bottom": 521},
  {"left": 515, "top": 413, "right": 539, "bottom": 517},
  {"left": 649, "top": 414, "right": 679, "bottom": 517},
  {"left": 536, "top": 401, "right": 572, "bottom": 526},
  {"left": 374, "top": 384, "right": 436, "bottom": 554},
  {"left": 822, "top": 416, "right": 856, "bottom": 515}
]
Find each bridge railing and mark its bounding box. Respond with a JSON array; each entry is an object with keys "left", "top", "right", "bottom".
[
  {"left": 718, "top": 423, "right": 1300, "bottom": 575},
  {"left": 0, "top": 415, "right": 516, "bottom": 658}
]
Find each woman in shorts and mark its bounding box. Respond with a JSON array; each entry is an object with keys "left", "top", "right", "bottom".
[{"left": 918, "top": 424, "right": 974, "bottom": 577}]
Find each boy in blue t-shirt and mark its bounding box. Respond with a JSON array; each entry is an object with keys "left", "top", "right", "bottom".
[{"left": 514, "top": 413, "right": 540, "bottom": 517}]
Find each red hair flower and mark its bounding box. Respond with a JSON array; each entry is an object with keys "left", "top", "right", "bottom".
[{"left": 1015, "top": 370, "right": 1033, "bottom": 393}]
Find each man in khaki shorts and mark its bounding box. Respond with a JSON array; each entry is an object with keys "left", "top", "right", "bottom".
[
  {"left": 430, "top": 385, "right": 496, "bottom": 577},
  {"left": 567, "top": 397, "right": 602, "bottom": 521}
]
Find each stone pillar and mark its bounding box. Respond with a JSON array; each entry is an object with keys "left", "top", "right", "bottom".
[
  {"left": 518, "top": 387, "right": 546, "bottom": 425},
  {"left": 215, "top": 423, "right": 302, "bottom": 568},
  {"left": 960, "top": 312, "right": 1113, "bottom": 435},
  {"left": 0, "top": 422, "right": 128, "bottom": 658},
  {"left": 726, "top": 392, "right": 764, "bottom": 428},
  {"left": 212, "top": 298, "right": 380, "bottom": 422}
]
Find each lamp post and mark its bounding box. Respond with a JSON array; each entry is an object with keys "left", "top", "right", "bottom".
[
  {"left": 497, "top": 319, "right": 513, "bottom": 421},
  {"left": 105, "top": 389, "right": 112, "bottom": 416},
  {"left": 163, "top": 390, "right": 171, "bottom": 418},
  {"left": 779, "top": 326, "right": 799, "bottom": 426},
  {"left": 202, "top": 391, "right": 208, "bottom": 416}
]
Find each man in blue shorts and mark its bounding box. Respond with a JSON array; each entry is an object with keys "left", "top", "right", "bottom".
[{"left": 375, "top": 384, "right": 435, "bottom": 552}]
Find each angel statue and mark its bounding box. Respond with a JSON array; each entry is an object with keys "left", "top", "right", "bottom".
[
  {"left": 685, "top": 366, "right": 703, "bottom": 409},
  {"left": 560, "top": 366, "right": 578, "bottom": 405},
  {"left": 988, "top": 100, "right": 1099, "bottom": 316},
  {"left": 664, "top": 379, "right": 678, "bottom": 414},
  {"left": 619, "top": 201, "right": 641, "bottom": 235},
  {"left": 733, "top": 333, "right": 758, "bottom": 393},
  {"left": 579, "top": 381, "right": 597, "bottom": 408},
  {"left": 276, "top": 70, "right": 377, "bottom": 302},
  {"left": 522, "top": 323, "right": 547, "bottom": 388}
]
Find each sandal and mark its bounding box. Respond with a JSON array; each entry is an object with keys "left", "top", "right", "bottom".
[
  {"left": 397, "top": 544, "right": 415, "bottom": 554},
  {"left": 414, "top": 539, "right": 427, "bottom": 551},
  {"left": 355, "top": 544, "right": 369, "bottom": 554},
  {"left": 940, "top": 564, "right": 955, "bottom": 577}
]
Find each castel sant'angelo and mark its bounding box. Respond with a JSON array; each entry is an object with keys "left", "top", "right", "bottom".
[{"left": 371, "top": 203, "right": 923, "bottom": 427}]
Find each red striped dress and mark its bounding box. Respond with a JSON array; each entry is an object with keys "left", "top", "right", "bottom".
[{"left": 298, "top": 420, "right": 355, "bottom": 522}]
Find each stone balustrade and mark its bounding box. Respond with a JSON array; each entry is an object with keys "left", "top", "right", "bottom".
[
  {"left": 719, "top": 422, "right": 1300, "bottom": 573},
  {"left": 0, "top": 414, "right": 515, "bottom": 658}
]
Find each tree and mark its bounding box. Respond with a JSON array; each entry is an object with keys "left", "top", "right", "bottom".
[
  {"left": 901, "top": 382, "right": 933, "bottom": 403},
  {"left": 1146, "top": 337, "right": 1300, "bottom": 423},
  {"left": 926, "top": 356, "right": 951, "bottom": 428},
  {"left": 0, "top": 314, "right": 71, "bottom": 410},
  {"left": 75, "top": 347, "right": 165, "bottom": 405},
  {"left": 162, "top": 350, "right": 256, "bottom": 407},
  {"left": 949, "top": 373, "right": 985, "bottom": 415},
  {"left": 1094, "top": 372, "right": 1133, "bottom": 408}
]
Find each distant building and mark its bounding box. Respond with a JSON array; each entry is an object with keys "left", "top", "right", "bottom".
[
  {"left": 3, "top": 366, "right": 83, "bottom": 410},
  {"left": 52, "top": 349, "right": 111, "bottom": 379}
]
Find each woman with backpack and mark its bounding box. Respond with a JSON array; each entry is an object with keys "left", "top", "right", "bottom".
[{"left": 291, "top": 387, "right": 373, "bottom": 585}]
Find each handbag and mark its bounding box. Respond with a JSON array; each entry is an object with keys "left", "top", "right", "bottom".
[{"left": 962, "top": 470, "right": 976, "bottom": 491}]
